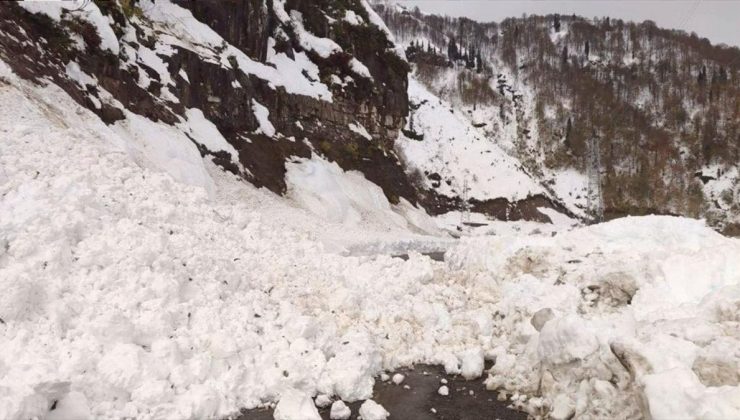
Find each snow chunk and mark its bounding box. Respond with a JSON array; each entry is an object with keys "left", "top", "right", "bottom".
[
  {"left": 343, "top": 10, "right": 364, "bottom": 25},
  {"left": 330, "top": 400, "right": 351, "bottom": 420},
  {"left": 459, "top": 347, "right": 485, "bottom": 379},
  {"left": 251, "top": 99, "right": 276, "bottom": 137},
  {"left": 391, "top": 373, "right": 404, "bottom": 385},
  {"left": 538, "top": 315, "right": 599, "bottom": 365},
  {"left": 349, "top": 58, "right": 373, "bottom": 80},
  {"left": 358, "top": 400, "right": 389, "bottom": 420},
  {"left": 274, "top": 389, "right": 321, "bottom": 420},
  {"left": 315, "top": 394, "right": 332, "bottom": 408},
  {"left": 438, "top": 385, "right": 449, "bottom": 396}
]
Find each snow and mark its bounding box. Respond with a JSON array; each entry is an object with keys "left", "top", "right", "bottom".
[
  {"left": 284, "top": 155, "right": 429, "bottom": 232},
  {"left": 358, "top": 400, "right": 389, "bottom": 420},
  {"left": 459, "top": 347, "right": 485, "bottom": 379},
  {"left": 349, "top": 58, "right": 373, "bottom": 80},
  {"left": 112, "top": 110, "right": 216, "bottom": 196},
  {"left": 251, "top": 99, "right": 276, "bottom": 137},
  {"left": 136, "top": 45, "right": 174, "bottom": 86},
  {"left": 65, "top": 61, "right": 97, "bottom": 86},
  {"left": 391, "top": 373, "right": 404, "bottom": 385},
  {"left": 547, "top": 168, "right": 590, "bottom": 217},
  {"left": 3, "top": 41, "right": 740, "bottom": 420},
  {"left": 287, "top": 9, "right": 342, "bottom": 58},
  {"left": 348, "top": 122, "right": 372, "bottom": 140},
  {"left": 438, "top": 386, "right": 449, "bottom": 396},
  {"left": 314, "top": 394, "right": 332, "bottom": 408},
  {"left": 360, "top": 0, "right": 407, "bottom": 59},
  {"left": 396, "top": 78, "right": 546, "bottom": 201},
  {"left": 330, "top": 400, "right": 351, "bottom": 419},
  {"left": 19, "top": 0, "right": 119, "bottom": 55},
  {"left": 344, "top": 10, "right": 364, "bottom": 25},
  {"left": 179, "top": 108, "right": 240, "bottom": 168},
  {"left": 273, "top": 389, "right": 321, "bottom": 420},
  {"left": 142, "top": 0, "right": 332, "bottom": 102}
]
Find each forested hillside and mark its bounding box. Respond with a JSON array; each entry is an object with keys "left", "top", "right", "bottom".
[{"left": 376, "top": 3, "right": 740, "bottom": 233}]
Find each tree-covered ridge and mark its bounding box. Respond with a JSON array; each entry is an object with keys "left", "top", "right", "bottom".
[{"left": 376, "top": 3, "right": 740, "bottom": 233}]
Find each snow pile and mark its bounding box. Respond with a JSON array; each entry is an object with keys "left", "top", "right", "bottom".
[
  {"left": 397, "top": 78, "right": 546, "bottom": 202},
  {"left": 447, "top": 215, "right": 740, "bottom": 419},
  {"left": 0, "top": 62, "right": 464, "bottom": 420}
]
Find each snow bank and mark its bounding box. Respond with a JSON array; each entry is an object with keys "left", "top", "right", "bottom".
[{"left": 448, "top": 215, "right": 740, "bottom": 419}]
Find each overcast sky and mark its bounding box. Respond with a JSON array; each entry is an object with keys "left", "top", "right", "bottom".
[{"left": 394, "top": 0, "right": 740, "bottom": 48}]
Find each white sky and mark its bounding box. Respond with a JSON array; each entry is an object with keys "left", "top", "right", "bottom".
[{"left": 394, "top": 0, "right": 740, "bottom": 48}]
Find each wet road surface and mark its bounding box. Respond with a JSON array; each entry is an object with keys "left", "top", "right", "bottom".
[{"left": 236, "top": 364, "right": 528, "bottom": 420}]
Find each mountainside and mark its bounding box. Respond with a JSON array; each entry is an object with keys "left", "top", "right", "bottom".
[
  {"left": 0, "top": 0, "right": 571, "bottom": 231},
  {"left": 375, "top": 3, "right": 740, "bottom": 233},
  {"left": 0, "top": 0, "right": 416, "bottom": 205}
]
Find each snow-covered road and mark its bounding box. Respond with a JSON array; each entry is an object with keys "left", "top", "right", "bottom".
[{"left": 2, "top": 60, "right": 740, "bottom": 420}]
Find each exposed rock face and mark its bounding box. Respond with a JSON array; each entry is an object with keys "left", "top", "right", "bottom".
[{"left": 0, "top": 0, "right": 418, "bottom": 203}]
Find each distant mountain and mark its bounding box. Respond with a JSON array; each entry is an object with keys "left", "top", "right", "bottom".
[{"left": 375, "top": 3, "right": 740, "bottom": 234}]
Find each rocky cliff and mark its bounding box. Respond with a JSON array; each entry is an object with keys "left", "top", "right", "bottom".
[{"left": 0, "top": 0, "right": 419, "bottom": 202}]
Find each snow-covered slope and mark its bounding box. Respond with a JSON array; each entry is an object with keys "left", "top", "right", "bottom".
[
  {"left": 0, "top": 55, "right": 443, "bottom": 420},
  {"left": 398, "top": 78, "right": 545, "bottom": 202}
]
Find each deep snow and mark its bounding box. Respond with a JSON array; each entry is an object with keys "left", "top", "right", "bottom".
[{"left": 2, "top": 40, "right": 740, "bottom": 420}]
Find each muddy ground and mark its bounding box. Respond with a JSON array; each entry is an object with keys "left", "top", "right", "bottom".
[{"left": 236, "top": 364, "right": 528, "bottom": 420}]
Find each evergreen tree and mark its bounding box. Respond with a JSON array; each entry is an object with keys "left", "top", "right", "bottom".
[
  {"left": 561, "top": 45, "right": 569, "bottom": 68},
  {"left": 447, "top": 37, "right": 459, "bottom": 61},
  {"left": 698, "top": 65, "right": 707, "bottom": 85},
  {"left": 553, "top": 14, "right": 561, "bottom": 32}
]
